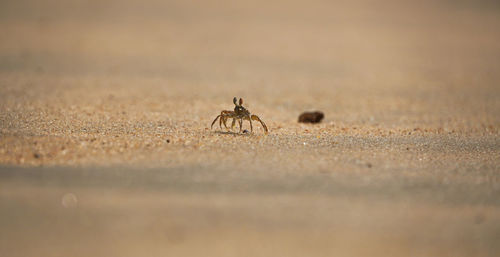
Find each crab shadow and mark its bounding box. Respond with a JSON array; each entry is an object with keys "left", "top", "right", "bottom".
[{"left": 213, "top": 130, "right": 251, "bottom": 136}]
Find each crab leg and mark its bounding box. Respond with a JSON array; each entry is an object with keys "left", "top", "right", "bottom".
[
  {"left": 251, "top": 114, "right": 268, "bottom": 133},
  {"left": 231, "top": 118, "right": 236, "bottom": 131},
  {"left": 220, "top": 114, "right": 231, "bottom": 129},
  {"left": 219, "top": 111, "right": 235, "bottom": 130},
  {"left": 211, "top": 111, "right": 234, "bottom": 131},
  {"left": 223, "top": 116, "right": 232, "bottom": 131},
  {"left": 247, "top": 114, "right": 253, "bottom": 132},
  {"left": 211, "top": 115, "right": 221, "bottom": 129}
]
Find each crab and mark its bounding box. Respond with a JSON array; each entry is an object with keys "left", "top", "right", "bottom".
[{"left": 211, "top": 97, "right": 268, "bottom": 133}]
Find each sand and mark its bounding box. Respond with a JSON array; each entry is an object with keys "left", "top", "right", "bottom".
[{"left": 1, "top": 0, "right": 499, "bottom": 256}]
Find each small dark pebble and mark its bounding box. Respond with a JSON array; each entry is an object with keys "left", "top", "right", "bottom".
[
  {"left": 298, "top": 111, "right": 324, "bottom": 123},
  {"left": 166, "top": 139, "right": 170, "bottom": 143},
  {"left": 242, "top": 129, "right": 249, "bottom": 134},
  {"left": 33, "top": 153, "right": 40, "bottom": 159}
]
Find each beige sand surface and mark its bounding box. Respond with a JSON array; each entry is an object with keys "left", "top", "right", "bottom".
[{"left": 1, "top": 0, "right": 499, "bottom": 256}]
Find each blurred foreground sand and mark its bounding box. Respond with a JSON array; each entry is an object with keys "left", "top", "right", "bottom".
[{"left": 1, "top": 0, "right": 499, "bottom": 256}]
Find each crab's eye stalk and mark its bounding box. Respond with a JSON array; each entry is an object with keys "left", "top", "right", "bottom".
[
  {"left": 239, "top": 98, "right": 243, "bottom": 106},
  {"left": 233, "top": 97, "right": 238, "bottom": 106}
]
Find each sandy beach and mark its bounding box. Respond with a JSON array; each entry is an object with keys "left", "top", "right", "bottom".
[{"left": 1, "top": 0, "right": 499, "bottom": 256}]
